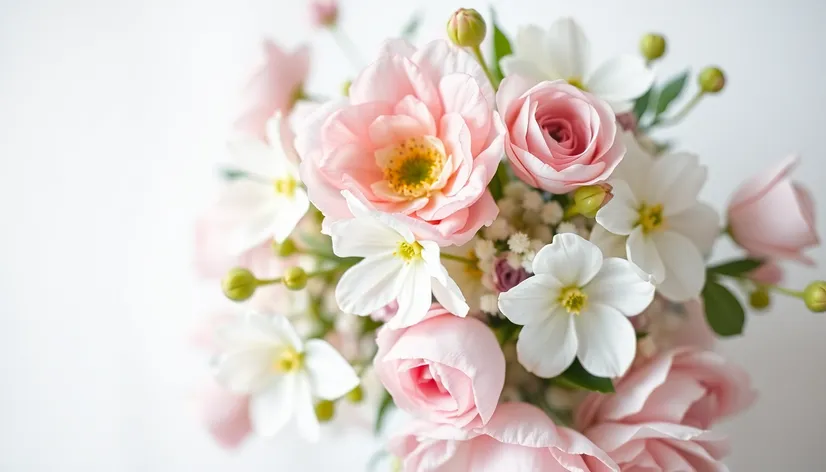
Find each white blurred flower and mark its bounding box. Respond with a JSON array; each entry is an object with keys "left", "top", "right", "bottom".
[
  {"left": 541, "top": 201, "right": 564, "bottom": 225},
  {"left": 556, "top": 222, "right": 578, "bottom": 234},
  {"left": 508, "top": 232, "right": 531, "bottom": 254},
  {"left": 503, "top": 181, "right": 529, "bottom": 199},
  {"left": 474, "top": 239, "right": 497, "bottom": 262},
  {"left": 522, "top": 191, "right": 544, "bottom": 212},
  {"left": 480, "top": 294, "right": 500, "bottom": 314},
  {"left": 485, "top": 218, "right": 513, "bottom": 241}
]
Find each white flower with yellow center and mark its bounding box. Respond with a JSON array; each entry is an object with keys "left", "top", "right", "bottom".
[
  {"left": 217, "top": 113, "right": 309, "bottom": 254},
  {"left": 593, "top": 133, "right": 720, "bottom": 302},
  {"left": 213, "top": 312, "right": 358, "bottom": 440},
  {"left": 498, "top": 233, "right": 655, "bottom": 378},
  {"left": 329, "top": 191, "right": 469, "bottom": 329}
]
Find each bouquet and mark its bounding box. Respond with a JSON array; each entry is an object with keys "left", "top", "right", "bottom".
[{"left": 192, "top": 3, "right": 824, "bottom": 470}]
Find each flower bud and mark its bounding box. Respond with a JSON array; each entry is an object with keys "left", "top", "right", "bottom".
[
  {"left": 749, "top": 288, "right": 770, "bottom": 310},
  {"left": 341, "top": 80, "right": 351, "bottom": 97},
  {"left": 314, "top": 399, "right": 335, "bottom": 422},
  {"left": 573, "top": 183, "right": 614, "bottom": 218},
  {"left": 309, "top": 0, "right": 338, "bottom": 28},
  {"left": 345, "top": 385, "right": 364, "bottom": 403},
  {"left": 221, "top": 267, "right": 258, "bottom": 301},
  {"left": 283, "top": 266, "right": 308, "bottom": 291},
  {"left": 274, "top": 238, "right": 298, "bottom": 257},
  {"left": 698, "top": 67, "right": 726, "bottom": 94},
  {"left": 446, "top": 8, "right": 486, "bottom": 48},
  {"left": 803, "top": 281, "right": 826, "bottom": 313},
  {"left": 639, "top": 33, "right": 667, "bottom": 61}
]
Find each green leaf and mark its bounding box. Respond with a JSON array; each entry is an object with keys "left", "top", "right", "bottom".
[
  {"left": 707, "top": 258, "right": 764, "bottom": 277},
  {"left": 489, "top": 8, "right": 512, "bottom": 82},
  {"left": 487, "top": 161, "right": 510, "bottom": 201},
  {"left": 555, "top": 360, "right": 615, "bottom": 393},
  {"left": 374, "top": 390, "right": 395, "bottom": 434},
  {"left": 702, "top": 280, "right": 746, "bottom": 336},
  {"left": 632, "top": 87, "right": 653, "bottom": 121},
  {"left": 654, "top": 70, "right": 689, "bottom": 116},
  {"left": 401, "top": 12, "right": 422, "bottom": 39}
]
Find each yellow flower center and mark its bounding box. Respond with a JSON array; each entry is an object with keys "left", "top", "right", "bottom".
[
  {"left": 395, "top": 241, "right": 423, "bottom": 262},
  {"left": 637, "top": 203, "right": 666, "bottom": 234},
  {"left": 567, "top": 77, "right": 587, "bottom": 91},
  {"left": 380, "top": 137, "right": 446, "bottom": 199},
  {"left": 273, "top": 176, "right": 298, "bottom": 197},
  {"left": 272, "top": 346, "right": 303, "bottom": 373},
  {"left": 463, "top": 250, "right": 483, "bottom": 278},
  {"left": 559, "top": 286, "right": 588, "bottom": 315}
]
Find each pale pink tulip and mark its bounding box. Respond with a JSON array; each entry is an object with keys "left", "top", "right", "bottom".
[
  {"left": 728, "top": 155, "right": 819, "bottom": 264},
  {"left": 296, "top": 39, "right": 504, "bottom": 246},
  {"left": 496, "top": 76, "right": 625, "bottom": 193},
  {"left": 388, "top": 402, "right": 618, "bottom": 471},
  {"left": 374, "top": 304, "right": 505, "bottom": 428}
]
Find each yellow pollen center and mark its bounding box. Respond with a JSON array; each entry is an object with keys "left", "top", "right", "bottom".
[
  {"left": 273, "top": 176, "right": 298, "bottom": 197},
  {"left": 637, "top": 203, "right": 665, "bottom": 234},
  {"left": 395, "top": 241, "right": 423, "bottom": 262},
  {"left": 380, "top": 137, "right": 446, "bottom": 199},
  {"left": 567, "top": 77, "right": 587, "bottom": 91},
  {"left": 272, "top": 346, "right": 303, "bottom": 373},
  {"left": 559, "top": 286, "right": 588, "bottom": 315}
]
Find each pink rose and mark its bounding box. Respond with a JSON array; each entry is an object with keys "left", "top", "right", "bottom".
[
  {"left": 495, "top": 75, "right": 625, "bottom": 193},
  {"left": 296, "top": 39, "right": 503, "bottom": 246},
  {"left": 374, "top": 304, "right": 505, "bottom": 428},
  {"left": 388, "top": 402, "right": 618, "bottom": 471},
  {"left": 576, "top": 348, "right": 756, "bottom": 471},
  {"left": 727, "top": 155, "right": 819, "bottom": 264},
  {"left": 309, "top": 0, "right": 338, "bottom": 27},
  {"left": 234, "top": 40, "right": 310, "bottom": 139},
  {"left": 193, "top": 380, "right": 252, "bottom": 449}
]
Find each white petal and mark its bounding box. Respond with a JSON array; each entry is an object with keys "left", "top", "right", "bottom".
[
  {"left": 272, "top": 189, "right": 310, "bottom": 243},
  {"left": 532, "top": 233, "right": 603, "bottom": 286},
  {"left": 499, "top": 57, "right": 549, "bottom": 82},
  {"left": 612, "top": 132, "right": 655, "bottom": 191},
  {"left": 667, "top": 202, "right": 720, "bottom": 256},
  {"left": 516, "top": 309, "right": 578, "bottom": 378},
  {"left": 498, "top": 275, "right": 562, "bottom": 325},
  {"left": 649, "top": 153, "right": 707, "bottom": 216},
  {"left": 335, "top": 255, "right": 403, "bottom": 315},
  {"left": 390, "top": 262, "right": 433, "bottom": 329},
  {"left": 304, "top": 339, "right": 359, "bottom": 400},
  {"left": 341, "top": 190, "right": 416, "bottom": 242},
  {"left": 627, "top": 227, "right": 666, "bottom": 283},
  {"left": 574, "top": 304, "right": 637, "bottom": 378},
  {"left": 586, "top": 55, "right": 654, "bottom": 103},
  {"left": 545, "top": 17, "right": 590, "bottom": 79},
  {"left": 595, "top": 179, "right": 639, "bottom": 236},
  {"left": 420, "top": 240, "right": 444, "bottom": 283},
  {"left": 509, "top": 25, "right": 555, "bottom": 78},
  {"left": 652, "top": 231, "right": 706, "bottom": 302},
  {"left": 293, "top": 374, "right": 320, "bottom": 441},
  {"left": 585, "top": 258, "right": 655, "bottom": 316},
  {"left": 328, "top": 215, "right": 402, "bottom": 258},
  {"left": 270, "top": 313, "right": 304, "bottom": 352},
  {"left": 589, "top": 224, "right": 627, "bottom": 259},
  {"left": 227, "top": 138, "right": 279, "bottom": 177},
  {"left": 431, "top": 267, "right": 470, "bottom": 317},
  {"left": 250, "top": 374, "right": 295, "bottom": 437},
  {"left": 214, "top": 347, "right": 273, "bottom": 393}
]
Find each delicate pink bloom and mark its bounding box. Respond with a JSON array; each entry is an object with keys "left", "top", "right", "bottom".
[
  {"left": 616, "top": 112, "right": 638, "bottom": 132},
  {"left": 296, "top": 39, "right": 504, "bottom": 246},
  {"left": 748, "top": 261, "right": 783, "bottom": 286},
  {"left": 495, "top": 75, "right": 625, "bottom": 193},
  {"left": 193, "top": 380, "right": 252, "bottom": 449},
  {"left": 727, "top": 155, "right": 819, "bottom": 264},
  {"left": 193, "top": 216, "right": 275, "bottom": 279},
  {"left": 388, "top": 402, "right": 618, "bottom": 471},
  {"left": 371, "top": 300, "right": 399, "bottom": 322},
  {"left": 576, "top": 348, "right": 756, "bottom": 471},
  {"left": 309, "top": 0, "right": 338, "bottom": 28},
  {"left": 374, "top": 304, "right": 505, "bottom": 428},
  {"left": 234, "top": 40, "right": 310, "bottom": 139},
  {"left": 492, "top": 256, "right": 530, "bottom": 293}
]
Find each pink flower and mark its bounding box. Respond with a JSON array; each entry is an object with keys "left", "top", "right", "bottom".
[
  {"left": 309, "top": 0, "right": 338, "bottom": 27},
  {"left": 728, "top": 155, "right": 819, "bottom": 264},
  {"left": 644, "top": 299, "right": 716, "bottom": 352},
  {"left": 374, "top": 304, "right": 505, "bottom": 428},
  {"left": 576, "top": 348, "right": 756, "bottom": 471},
  {"left": 388, "top": 402, "right": 618, "bottom": 471},
  {"left": 234, "top": 40, "right": 310, "bottom": 139},
  {"left": 495, "top": 75, "right": 625, "bottom": 193},
  {"left": 296, "top": 39, "right": 504, "bottom": 246},
  {"left": 748, "top": 261, "right": 783, "bottom": 286},
  {"left": 193, "top": 380, "right": 252, "bottom": 449}
]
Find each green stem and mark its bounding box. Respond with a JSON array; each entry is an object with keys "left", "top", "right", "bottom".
[
  {"left": 470, "top": 46, "right": 499, "bottom": 89},
  {"left": 441, "top": 252, "right": 476, "bottom": 265},
  {"left": 255, "top": 276, "right": 282, "bottom": 286},
  {"left": 657, "top": 91, "right": 705, "bottom": 127},
  {"left": 720, "top": 273, "right": 805, "bottom": 299}
]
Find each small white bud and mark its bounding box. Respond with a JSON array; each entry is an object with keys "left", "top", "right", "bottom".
[
  {"left": 507, "top": 232, "right": 531, "bottom": 254},
  {"left": 541, "top": 201, "right": 564, "bottom": 225},
  {"left": 522, "top": 191, "right": 544, "bottom": 212}
]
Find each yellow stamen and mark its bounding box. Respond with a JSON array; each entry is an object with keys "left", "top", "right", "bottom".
[
  {"left": 559, "top": 286, "right": 588, "bottom": 315},
  {"left": 273, "top": 176, "right": 298, "bottom": 197},
  {"left": 272, "top": 346, "right": 303, "bottom": 373},
  {"left": 637, "top": 203, "right": 665, "bottom": 234},
  {"left": 379, "top": 136, "right": 446, "bottom": 199},
  {"left": 395, "top": 241, "right": 423, "bottom": 262},
  {"left": 567, "top": 77, "right": 587, "bottom": 91}
]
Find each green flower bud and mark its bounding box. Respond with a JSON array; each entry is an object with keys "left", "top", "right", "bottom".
[
  {"left": 314, "top": 399, "right": 335, "bottom": 422},
  {"left": 698, "top": 67, "right": 726, "bottom": 94},
  {"left": 573, "top": 183, "right": 614, "bottom": 218},
  {"left": 749, "top": 288, "right": 770, "bottom": 310},
  {"left": 639, "top": 33, "right": 667, "bottom": 61},
  {"left": 345, "top": 385, "right": 364, "bottom": 403},
  {"left": 221, "top": 267, "right": 258, "bottom": 302},
  {"left": 283, "top": 266, "right": 308, "bottom": 291},
  {"left": 341, "top": 80, "right": 351, "bottom": 97},
  {"left": 274, "top": 238, "right": 298, "bottom": 257},
  {"left": 446, "top": 8, "right": 486, "bottom": 48},
  {"left": 803, "top": 281, "right": 826, "bottom": 313}
]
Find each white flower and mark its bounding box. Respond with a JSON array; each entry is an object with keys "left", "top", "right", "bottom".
[
  {"left": 485, "top": 218, "right": 513, "bottom": 241},
  {"left": 474, "top": 239, "right": 497, "bottom": 262},
  {"left": 503, "top": 181, "right": 529, "bottom": 199},
  {"left": 522, "top": 191, "right": 544, "bottom": 212},
  {"left": 329, "top": 191, "right": 469, "bottom": 328},
  {"left": 541, "top": 201, "right": 564, "bottom": 225},
  {"left": 213, "top": 312, "right": 358, "bottom": 440},
  {"left": 498, "top": 233, "right": 655, "bottom": 378},
  {"left": 593, "top": 133, "right": 720, "bottom": 302},
  {"left": 216, "top": 113, "right": 309, "bottom": 253},
  {"left": 556, "top": 222, "right": 578, "bottom": 234},
  {"left": 500, "top": 18, "right": 655, "bottom": 112}
]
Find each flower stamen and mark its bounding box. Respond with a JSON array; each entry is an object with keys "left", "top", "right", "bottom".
[
  {"left": 395, "top": 241, "right": 424, "bottom": 262},
  {"left": 559, "top": 286, "right": 588, "bottom": 315},
  {"left": 380, "top": 137, "right": 446, "bottom": 199},
  {"left": 272, "top": 346, "right": 303, "bottom": 373},
  {"left": 566, "top": 77, "right": 587, "bottom": 91},
  {"left": 273, "top": 176, "right": 298, "bottom": 197},
  {"left": 637, "top": 203, "right": 665, "bottom": 234}
]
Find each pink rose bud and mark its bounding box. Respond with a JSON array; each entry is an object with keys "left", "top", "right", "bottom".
[
  {"left": 727, "top": 155, "right": 819, "bottom": 264},
  {"left": 493, "top": 256, "right": 530, "bottom": 292},
  {"left": 309, "top": 0, "right": 338, "bottom": 28}
]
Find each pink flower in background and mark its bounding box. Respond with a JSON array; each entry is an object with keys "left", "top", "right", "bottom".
[
  {"left": 728, "top": 155, "right": 819, "bottom": 264},
  {"left": 748, "top": 261, "right": 784, "bottom": 286},
  {"left": 234, "top": 40, "right": 310, "bottom": 139},
  {"left": 643, "top": 299, "right": 716, "bottom": 352},
  {"left": 495, "top": 76, "right": 625, "bottom": 193},
  {"left": 309, "top": 0, "right": 338, "bottom": 28},
  {"left": 374, "top": 304, "right": 505, "bottom": 428},
  {"left": 388, "top": 402, "right": 618, "bottom": 471},
  {"left": 193, "top": 380, "right": 252, "bottom": 449},
  {"left": 296, "top": 39, "right": 504, "bottom": 246},
  {"left": 576, "top": 348, "right": 756, "bottom": 471}
]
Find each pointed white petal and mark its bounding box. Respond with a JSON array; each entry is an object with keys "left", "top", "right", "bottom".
[
  {"left": 390, "top": 262, "right": 433, "bottom": 328},
  {"left": 586, "top": 55, "right": 654, "bottom": 103},
  {"left": 335, "top": 255, "right": 403, "bottom": 315},
  {"left": 585, "top": 258, "right": 655, "bottom": 316},
  {"left": 516, "top": 308, "right": 578, "bottom": 378},
  {"left": 667, "top": 202, "right": 720, "bottom": 256},
  {"left": 575, "top": 304, "right": 636, "bottom": 378},
  {"left": 498, "top": 274, "right": 563, "bottom": 325},
  {"left": 431, "top": 266, "right": 469, "bottom": 317},
  {"left": 649, "top": 153, "right": 707, "bottom": 216},
  {"left": 652, "top": 231, "right": 706, "bottom": 302},
  {"left": 595, "top": 179, "right": 639, "bottom": 236},
  {"left": 545, "top": 17, "right": 590, "bottom": 79},
  {"left": 328, "top": 215, "right": 402, "bottom": 258},
  {"left": 499, "top": 57, "right": 549, "bottom": 82},
  {"left": 293, "top": 374, "right": 320, "bottom": 441},
  {"left": 627, "top": 227, "right": 666, "bottom": 283},
  {"left": 532, "top": 233, "right": 603, "bottom": 286},
  {"left": 214, "top": 347, "right": 273, "bottom": 393},
  {"left": 510, "top": 25, "right": 554, "bottom": 78},
  {"left": 612, "top": 132, "right": 655, "bottom": 191},
  {"left": 249, "top": 374, "right": 295, "bottom": 437},
  {"left": 590, "top": 224, "right": 628, "bottom": 259},
  {"left": 340, "top": 190, "right": 416, "bottom": 242},
  {"left": 304, "top": 339, "right": 359, "bottom": 401},
  {"left": 420, "top": 240, "right": 444, "bottom": 283},
  {"left": 270, "top": 313, "right": 304, "bottom": 351},
  {"left": 272, "top": 189, "right": 310, "bottom": 243}
]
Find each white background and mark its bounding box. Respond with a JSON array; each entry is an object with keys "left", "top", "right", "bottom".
[{"left": 1, "top": 0, "right": 825, "bottom": 470}]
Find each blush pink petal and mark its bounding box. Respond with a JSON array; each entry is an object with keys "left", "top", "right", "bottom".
[
  {"left": 748, "top": 261, "right": 783, "bottom": 285},
  {"left": 194, "top": 381, "right": 252, "bottom": 449}
]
